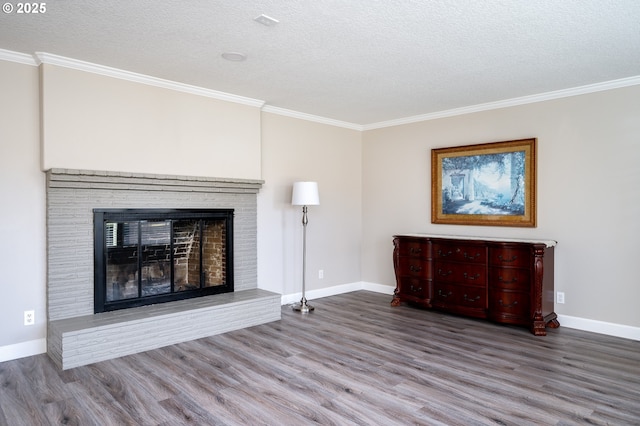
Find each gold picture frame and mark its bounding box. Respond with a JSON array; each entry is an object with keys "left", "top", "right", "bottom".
[{"left": 431, "top": 138, "right": 536, "bottom": 227}]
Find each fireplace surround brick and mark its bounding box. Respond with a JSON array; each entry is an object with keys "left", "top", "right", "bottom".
[{"left": 46, "top": 169, "right": 280, "bottom": 369}]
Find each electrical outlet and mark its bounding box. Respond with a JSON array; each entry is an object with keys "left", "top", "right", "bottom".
[
  {"left": 318, "top": 269, "right": 324, "bottom": 279},
  {"left": 24, "top": 310, "right": 35, "bottom": 326},
  {"left": 556, "top": 292, "right": 565, "bottom": 304}
]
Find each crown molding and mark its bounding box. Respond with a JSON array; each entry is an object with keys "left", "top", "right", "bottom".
[
  {"left": 0, "top": 48, "right": 38, "bottom": 66},
  {"left": 34, "top": 52, "right": 265, "bottom": 108},
  {"left": 3, "top": 49, "right": 638, "bottom": 130},
  {"left": 363, "top": 75, "right": 640, "bottom": 130},
  {"left": 261, "top": 105, "right": 363, "bottom": 131}
]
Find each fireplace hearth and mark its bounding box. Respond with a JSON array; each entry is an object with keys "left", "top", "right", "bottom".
[{"left": 94, "top": 209, "right": 234, "bottom": 313}]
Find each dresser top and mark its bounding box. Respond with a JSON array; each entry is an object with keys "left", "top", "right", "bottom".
[{"left": 395, "top": 233, "right": 557, "bottom": 248}]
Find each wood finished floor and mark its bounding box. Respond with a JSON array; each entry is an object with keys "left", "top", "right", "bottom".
[{"left": 1, "top": 291, "right": 639, "bottom": 425}]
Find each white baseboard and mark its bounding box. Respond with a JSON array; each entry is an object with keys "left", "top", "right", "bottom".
[
  {"left": 281, "top": 283, "right": 640, "bottom": 342},
  {"left": 361, "top": 281, "right": 396, "bottom": 295},
  {"left": 557, "top": 315, "right": 640, "bottom": 341},
  {"left": 280, "top": 281, "right": 395, "bottom": 306},
  {"left": 0, "top": 338, "right": 47, "bottom": 363}
]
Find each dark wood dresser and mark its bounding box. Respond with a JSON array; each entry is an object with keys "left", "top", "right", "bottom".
[{"left": 392, "top": 234, "right": 558, "bottom": 335}]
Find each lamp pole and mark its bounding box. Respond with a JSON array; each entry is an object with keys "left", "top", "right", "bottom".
[
  {"left": 291, "top": 181, "right": 319, "bottom": 313},
  {"left": 294, "top": 205, "right": 313, "bottom": 312}
]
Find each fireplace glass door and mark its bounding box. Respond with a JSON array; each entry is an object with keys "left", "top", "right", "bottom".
[{"left": 95, "top": 209, "right": 233, "bottom": 313}]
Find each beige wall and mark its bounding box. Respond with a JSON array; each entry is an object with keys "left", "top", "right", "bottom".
[
  {"left": 362, "top": 85, "right": 640, "bottom": 328},
  {"left": 258, "top": 112, "right": 362, "bottom": 296},
  {"left": 1, "top": 52, "right": 639, "bottom": 359},
  {"left": 41, "top": 64, "right": 262, "bottom": 179},
  {"left": 0, "top": 60, "right": 46, "bottom": 347}
]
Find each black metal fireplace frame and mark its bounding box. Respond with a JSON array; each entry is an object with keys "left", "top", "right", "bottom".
[{"left": 94, "top": 208, "right": 234, "bottom": 313}]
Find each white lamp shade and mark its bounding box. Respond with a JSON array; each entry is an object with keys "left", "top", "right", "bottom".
[{"left": 291, "top": 181, "right": 320, "bottom": 206}]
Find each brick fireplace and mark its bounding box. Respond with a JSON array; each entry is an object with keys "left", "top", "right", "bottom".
[{"left": 46, "top": 169, "right": 281, "bottom": 369}]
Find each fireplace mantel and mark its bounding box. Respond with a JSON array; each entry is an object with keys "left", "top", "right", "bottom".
[{"left": 47, "top": 168, "right": 264, "bottom": 193}]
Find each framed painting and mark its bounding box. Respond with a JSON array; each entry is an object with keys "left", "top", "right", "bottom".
[{"left": 431, "top": 138, "right": 536, "bottom": 227}]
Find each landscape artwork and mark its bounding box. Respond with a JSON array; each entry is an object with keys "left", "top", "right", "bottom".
[{"left": 431, "top": 139, "right": 536, "bottom": 227}]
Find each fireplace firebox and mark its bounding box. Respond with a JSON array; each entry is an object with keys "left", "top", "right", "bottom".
[{"left": 94, "top": 209, "right": 234, "bottom": 313}]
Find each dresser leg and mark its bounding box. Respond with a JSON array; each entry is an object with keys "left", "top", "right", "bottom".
[
  {"left": 531, "top": 321, "right": 547, "bottom": 336},
  {"left": 531, "top": 313, "right": 560, "bottom": 335}
]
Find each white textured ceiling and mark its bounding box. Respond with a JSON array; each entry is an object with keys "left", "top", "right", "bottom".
[{"left": 1, "top": 0, "right": 639, "bottom": 126}]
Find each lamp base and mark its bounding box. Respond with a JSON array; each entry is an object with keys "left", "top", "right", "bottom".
[{"left": 292, "top": 298, "right": 314, "bottom": 313}]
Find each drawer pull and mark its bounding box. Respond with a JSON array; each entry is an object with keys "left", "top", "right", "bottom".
[
  {"left": 409, "top": 247, "right": 422, "bottom": 254},
  {"left": 463, "top": 272, "right": 480, "bottom": 281},
  {"left": 410, "top": 284, "right": 423, "bottom": 293},
  {"left": 463, "top": 294, "right": 481, "bottom": 303},
  {"left": 464, "top": 252, "right": 481, "bottom": 260},
  {"left": 497, "top": 276, "right": 518, "bottom": 284},
  {"left": 438, "top": 289, "right": 453, "bottom": 298},
  {"left": 437, "top": 269, "right": 453, "bottom": 277},
  {"left": 499, "top": 299, "right": 518, "bottom": 308},
  {"left": 498, "top": 255, "right": 518, "bottom": 263},
  {"left": 409, "top": 265, "right": 422, "bottom": 273},
  {"left": 438, "top": 249, "right": 453, "bottom": 257}
]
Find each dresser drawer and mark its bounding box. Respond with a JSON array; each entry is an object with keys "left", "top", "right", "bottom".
[
  {"left": 489, "top": 267, "right": 530, "bottom": 290},
  {"left": 489, "top": 246, "right": 531, "bottom": 268},
  {"left": 398, "top": 277, "right": 431, "bottom": 300},
  {"left": 434, "top": 261, "right": 486, "bottom": 286},
  {"left": 397, "top": 257, "right": 431, "bottom": 279},
  {"left": 489, "top": 289, "right": 530, "bottom": 323},
  {"left": 433, "top": 283, "right": 457, "bottom": 306},
  {"left": 433, "top": 242, "right": 486, "bottom": 264},
  {"left": 458, "top": 285, "right": 487, "bottom": 309},
  {"left": 396, "top": 239, "right": 430, "bottom": 259},
  {"left": 433, "top": 283, "right": 487, "bottom": 317}
]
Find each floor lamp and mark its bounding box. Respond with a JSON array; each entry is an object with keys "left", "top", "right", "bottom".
[{"left": 291, "top": 181, "right": 319, "bottom": 313}]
